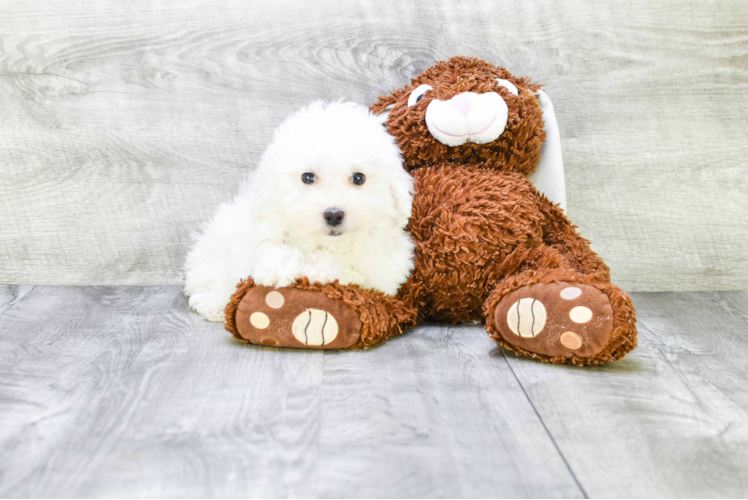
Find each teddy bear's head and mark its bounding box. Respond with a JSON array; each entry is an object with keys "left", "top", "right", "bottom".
[{"left": 372, "top": 57, "right": 546, "bottom": 174}]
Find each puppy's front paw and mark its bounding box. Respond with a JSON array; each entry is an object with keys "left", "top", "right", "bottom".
[
  {"left": 340, "top": 268, "right": 366, "bottom": 286},
  {"left": 188, "top": 292, "right": 228, "bottom": 322},
  {"left": 253, "top": 270, "right": 297, "bottom": 289}
]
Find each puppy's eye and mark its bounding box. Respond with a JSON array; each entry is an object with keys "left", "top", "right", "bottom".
[
  {"left": 408, "top": 84, "right": 433, "bottom": 107},
  {"left": 302, "top": 172, "right": 316, "bottom": 184},
  {"left": 351, "top": 173, "right": 366, "bottom": 185}
]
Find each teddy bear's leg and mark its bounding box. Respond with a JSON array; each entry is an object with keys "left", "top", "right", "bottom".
[
  {"left": 483, "top": 247, "right": 637, "bottom": 366},
  {"left": 538, "top": 197, "right": 612, "bottom": 280},
  {"left": 224, "top": 278, "right": 417, "bottom": 350}
]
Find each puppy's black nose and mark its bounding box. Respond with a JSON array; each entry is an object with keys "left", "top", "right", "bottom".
[{"left": 324, "top": 208, "right": 345, "bottom": 227}]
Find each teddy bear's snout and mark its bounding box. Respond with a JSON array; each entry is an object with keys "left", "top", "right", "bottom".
[
  {"left": 450, "top": 92, "right": 480, "bottom": 116},
  {"left": 425, "top": 91, "right": 509, "bottom": 147}
]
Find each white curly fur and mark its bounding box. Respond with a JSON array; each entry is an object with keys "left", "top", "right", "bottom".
[{"left": 184, "top": 101, "right": 415, "bottom": 322}]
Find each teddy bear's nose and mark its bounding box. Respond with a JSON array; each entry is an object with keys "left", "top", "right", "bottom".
[
  {"left": 324, "top": 208, "right": 345, "bottom": 226},
  {"left": 450, "top": 92, "right": 480, "bottom": 116}
]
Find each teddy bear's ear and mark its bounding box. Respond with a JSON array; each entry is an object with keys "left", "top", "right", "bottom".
[{"left": 528, "top": 90, "right": 567, "bottom": 211}]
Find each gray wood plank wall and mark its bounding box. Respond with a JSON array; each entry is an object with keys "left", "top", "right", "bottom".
[{"left": 1, "top": 0, "right": 746, "bottom": 291}]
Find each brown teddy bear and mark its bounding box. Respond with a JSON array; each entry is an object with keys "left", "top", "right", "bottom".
[{"left": 224, "top": 57, "right": 637, "bottom": 366}]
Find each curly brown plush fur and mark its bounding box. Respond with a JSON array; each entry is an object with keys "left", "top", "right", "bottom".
[{"left": 225, "top": 56, "right": 637, "bottom": 366}]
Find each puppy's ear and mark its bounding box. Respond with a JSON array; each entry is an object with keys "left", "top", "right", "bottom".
[{"left": 390, "top": 170, "right": 414, "bottom": 228}]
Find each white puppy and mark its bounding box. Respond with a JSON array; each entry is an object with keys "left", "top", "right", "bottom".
[{"left": 184, "top": 101, "right": 415, "bottom": 322}]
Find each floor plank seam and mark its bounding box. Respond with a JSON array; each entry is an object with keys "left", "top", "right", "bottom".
[
  {"left": 498, "top": 347, "right": 589, "bottom": 499},
  {"left": 0, "top": 285, "right": 38, "bottom": 319},
  {"left": 632, "top": 319, "right": 674, "bottom": 359},
  {"left": 635, "top": 314, "right": 748, "bottom": 421}
]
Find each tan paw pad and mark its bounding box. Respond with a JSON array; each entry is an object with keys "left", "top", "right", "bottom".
[
  {"left": 249, "top": 312, "right": 270, "bottom": 329},
  {"left": 569, "top": 306, "right": 593, "bottom": 324},
  {"left": 506, "top": 298, "right": 547, "bottom": 337},
  {"left": 560, "top": 286, "right": 582, "bottom": 300},
  {"left": 559, "top": 331, "right": 583, "bottom": 350},
  {"left": 265, "top": 291, "right": 285, "bottom": 309},
  {"left": 291, "top": 309, "right": 339, "bottom": 346}
]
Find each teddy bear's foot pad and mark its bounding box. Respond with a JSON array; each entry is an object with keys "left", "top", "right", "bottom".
[
  {"left": 235, "top": 286, "right": 362, "bottom": 349},
  {"left": 494, "top": 282, "right": 613, "bottom": 359}
]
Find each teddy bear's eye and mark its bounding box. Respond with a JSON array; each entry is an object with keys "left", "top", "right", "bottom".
[
  {"left": 351, "top": 173, "right": 366, "bottom": 185},
  {"left": 302, "top": 172, "right": 316, "bottom": 184},
  {"left": 408, "top": 84, "right": 433, "bottom": 107}
]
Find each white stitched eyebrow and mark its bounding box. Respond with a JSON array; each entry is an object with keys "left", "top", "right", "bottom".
[
  {"left": 496, "top": 78, "right": 519, "bottom": 96},
  {"left": 408, "top": 84, "right": 433, "bottom": 107}
]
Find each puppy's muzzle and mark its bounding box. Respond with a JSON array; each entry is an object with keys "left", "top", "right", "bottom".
[{"left": 323, "top": 208, "right": 345, "bottom": 227}]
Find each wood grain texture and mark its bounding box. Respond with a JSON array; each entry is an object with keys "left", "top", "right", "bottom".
[
  {"left": 0, "top": 0, "right": 746, "bottom": 290},
  {"left": 0, "top": 285, "right": 35, "bottom": 317},
  {"left": 2, "top": 287, "right": 748, "bottom": 497},
  {"left": 314, "top": 327, "right": 582, "bottom": 498},
  {"left": 0, "top": 285, "right": 582, "bottom": 498},
  {"left": 500, "top": 291, "right": 748, "bottom": 498}
]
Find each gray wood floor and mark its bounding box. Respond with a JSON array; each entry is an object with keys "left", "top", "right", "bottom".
[{"left": 1, "top": 287, "right": 747, "bottom": 498}]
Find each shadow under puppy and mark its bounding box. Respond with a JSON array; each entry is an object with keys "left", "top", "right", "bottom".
[{"left": 184, "top": 101, "right": 415, "bottom": 323}]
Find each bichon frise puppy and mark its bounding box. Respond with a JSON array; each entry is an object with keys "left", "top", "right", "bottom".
[{"left": 184, "top": 101, "right": 415, "bottom": 322}]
